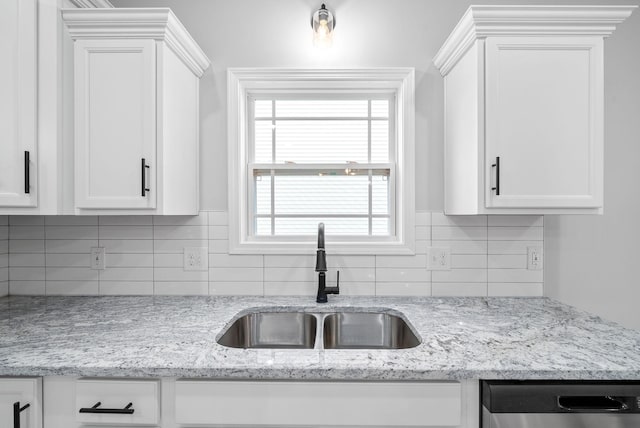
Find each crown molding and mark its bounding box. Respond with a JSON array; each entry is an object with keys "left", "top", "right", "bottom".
[
  {"left": 68, "top": 0, "right": 114, "bottom": 8},
  {"left": 433, "top": 5, "right": 637, "bottom": 76},
  {"left": 62, "top": 8, "right": 211, "bottom": 77}
]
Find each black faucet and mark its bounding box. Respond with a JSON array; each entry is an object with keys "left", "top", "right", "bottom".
[{"left": 315, "top": 223, "right": 339, "bottom": 303}]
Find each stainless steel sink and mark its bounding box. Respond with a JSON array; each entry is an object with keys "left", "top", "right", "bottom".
[
  {"left": 217, "top": 312, "right": 317, "bottom": 349},
  {"left": 323, "top": 312, "right": 420, "bottom": 349},
  {"left": 217, "top": 309, "right": 420, "bottom": 350}
]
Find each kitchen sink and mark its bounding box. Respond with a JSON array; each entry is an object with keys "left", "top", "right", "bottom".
[
  {"left": 217, "top": 309, "right": 420, "bottom": 350},
  {"left": 217, "top": 312, "right": 317, "bottom": 349}
]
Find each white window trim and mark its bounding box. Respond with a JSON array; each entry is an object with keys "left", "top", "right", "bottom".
[{"left": 228, "top": 68, "right": 415, "bottom": 255}]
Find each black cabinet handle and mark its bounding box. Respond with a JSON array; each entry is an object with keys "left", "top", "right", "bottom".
[
  {"left": 557, "top": 396, "right": 629, "bottom": 412},
  {"left": 79, "top": 401, "right": 134, "bottom": 415},
  {"left": 491, "top": 156, "right": 500, "bottom": 196},
  {"left": 24, "top": 151, "right": 30, "bottom": 194},
  {"left": 13, "top": 401, "right": 30, "bottom": 428},
  {"left": 141, "top": 158, "right": 150, "bottom": 197}
]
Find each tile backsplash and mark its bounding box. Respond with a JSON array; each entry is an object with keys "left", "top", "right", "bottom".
[{"left": 5, "top": 212, "right": 543, "bottom": 297}]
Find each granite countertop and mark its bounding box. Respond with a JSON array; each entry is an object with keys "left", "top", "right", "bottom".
[{"left": 1, "top": 295, "right": 639, "bottom": 380}]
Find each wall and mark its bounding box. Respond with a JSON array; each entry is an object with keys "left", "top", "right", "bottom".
[
  {"left": 7, "top": 213, "right": 543, "bottom": 296},
  {"left": 545, "top": 6, "right": 640, "bottom": 331},
  {"left": 0, "top": 216, "right": 7, "bottom": 296}
]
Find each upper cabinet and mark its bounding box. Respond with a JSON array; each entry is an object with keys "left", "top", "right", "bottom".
[
  {"left": 63, "top": 8, "right": 211, "bottom": 215},
  {"left": 0, "top": 0, "right": 37, "bottom": 209},
  {"left": 434, "top": 6, "right": 636, "bottom": 215}
]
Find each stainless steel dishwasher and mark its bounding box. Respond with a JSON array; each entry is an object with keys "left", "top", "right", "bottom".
[{"left": 481, "top": 380, "right": 640, "bottom": 427}]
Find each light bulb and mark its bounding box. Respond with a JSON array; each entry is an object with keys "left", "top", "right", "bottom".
[{"left": 312, "top": 4, "right": 334, "bottom": 49}]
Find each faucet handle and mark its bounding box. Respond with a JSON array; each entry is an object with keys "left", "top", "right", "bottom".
[{"left": 336, "top": 270, "right": 340, "bottom": 290}]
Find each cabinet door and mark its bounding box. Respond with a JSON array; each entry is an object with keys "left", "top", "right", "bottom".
[
  {"left": 0, "top": 0, "right": 37, "bottom": 207},
  {"left": 74, "top": 39, "right": 156, "bottom": 209},
  {"left": 485, "top": 37, "right": 603, "bottom": 208},
  {"left": 0, "top": 378, "right": 42, "bottom": 428}
]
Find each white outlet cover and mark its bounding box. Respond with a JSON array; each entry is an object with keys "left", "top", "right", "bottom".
[
  {"left": 427, "top": 247, "right": 451, "bottom": 271},
  {"left": 527, "top": 246, "right": 543, "bottom": 270},
  {"left": 184, "top": 247, "right": 208, "bottom": 271},
  {"left": 90, "top": 247, "right": 106, "bottom": 270}
]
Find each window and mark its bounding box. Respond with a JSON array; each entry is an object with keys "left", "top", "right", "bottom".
[{"left": 228, "top": 69, "right": 415, "bottom": 254}]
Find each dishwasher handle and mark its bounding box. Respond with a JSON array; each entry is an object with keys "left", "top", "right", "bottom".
[{"left": 557, "top": 396, "right": 629, "bottom": 412}]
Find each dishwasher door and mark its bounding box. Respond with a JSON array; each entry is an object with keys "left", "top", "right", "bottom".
[{"left": 481, "top": 380, "right": 640, "bottom": 428}]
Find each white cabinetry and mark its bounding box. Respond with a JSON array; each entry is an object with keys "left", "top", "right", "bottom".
[
  {"left": 0, "top": 378, "right": 42, "bottom": 428},
  {"left": 434, "top": 6, "right": 635, "bottom": 215},
  {"left": 63, "top": 8, "right": 210, "bottom": 215},
  {"left": 0, "top": 0, "right": 37, "bottom": 208}
]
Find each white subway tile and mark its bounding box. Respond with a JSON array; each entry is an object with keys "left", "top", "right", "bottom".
[
  {"left": 432, "top": 282, "right": 487, "bottom": 296},
  {"left": 265, "top": 254, "right": 315, "bottom": 268},
  {"left": 46, "top": 239, "right": 98, "bottom": 254},
  {"left": 432, "top": 240, "right": 487, "bottom": 255},
  {"left": 376, "top": 282, "right": 432, "bottom": 296},
  {"left": 99, "top": 226, "right": 153, "bottom": 240},
  {"left": 488, "top": 282, "right": 543, "bottom": 297},
  {"left": 98, "top": 267, "right": 153, "bottom": 281},
  {"left": 46, "top": 267, "right": 99, "bottom": 281},
  {"left": 488, "top": 269, "right": 543, "bottom": 283},
  {"left": 10, "top": 240, "right": 44, "bottom": 254},
  {"left": 108, "top": 253, "right": 154, "bottom": 268},
  {"left": 154, "top": 268, "right": 208, "bottom": 282},
  {"left": 451, "top": 254, "right": 487, "bottom": 269},
  {"left": 264, "top": 267, "right": 314, "bottom": 282},
  {"left": 208, "top": 211, "right": 228, "bottom": 226},
  {"left": 376, "top": 255, "right": 427, "bottom": 269},
  {"left": 99, "top": 281, "right": 154, "bottom": 295},
  {"left": 154, "top": 282, "right": 208, "bottom": 295},
  {"left": 99, "top": 216, "right": 152, "bottom": 226},
  {"left": 9, "top": 267, "right": 45, "bottom": 281},
  {"left": 9, "top": 281, "right": 45, "bottom": 295},
  {"left": 375, "top": 268, "right": 429, "bottom": 283},
  {"left": 432, "top": 226, "right": 487, "bottom": 241},
  {"left": 210, "top": 254, "right": 263, "bottom": 268},
  {"left": 488, "top": 255, "right": 527, "bottom": 269},
  {"left": 432, "top": 213, "right": 487, "bottom": 227},
  {"left": 9, "top": 216, "right": 44, "bottom": 226},
  {"left": 210, "top": 267, "right": 263, "bottom": 282},
  {"left": 46, "top": 281, "right": 99, "bottom": 296},
  {"left": 432, "top": 269, "right": 487, "bottom": 283},
  {"left": 209, "top": 225, "right": 228, "bottom": 240},
  {"left": 0, "top": 216, "right": 8, "bottom": 226},
  {"left": 339, "top": 282, "right": 376, "bottom": 296},
  {"left": 209, "top": 281, "right": 263, "bottom": 296},
  {"left": 101, "top": 239, "right": 153, "bottom": 254},
  {"left": 488, "top": 216, "right": 543, "bottom": 227},
  {"left": 330, "top": 268, "right": 374, "bottom": 282},
  {"left": 488, "top": 227, "right": 543, "bottom": 241},
  {"left": 153, "top": 225, "right": 207, "bottom": 240},
  {"left": 154, "top": 239, "right": 208, "bottom": 254},
  {"left": 10, "top": 226, "right": 45, "bottom": 239},
  {"left": 0, "top": 268, "right": 6, "bottom": 282},
  {"left": 153, "top": 253, "right": 183, "bottom": 268},
  {"left": 0, "top": 282, "right": 6, "bottom": 296},
  {"left": 153, "top": 213, "right": 207, "bottom": 226},
  {"left": 330, "top": 255, "right": 375, "bottom": 268},
  {"left": 0, "top": 240, "right": 7, "bottom": 254},
  {"left": 415, "top": 240, "right": 428, "bottom": 254},
  {"left": 264, "top": 282, "right": 315, "bottom": 296},
  {"left": 488, "top": 240, "right": 543, "bottom": 255},
  {"left": 9, "top": 253, "right": 45, "bottom": 267},
  {"left": 0, "top": 254, "right": 7, "bottom": 268},
  {"left": 0, "top": 228, "right": 7, "bottom": 240},
  {"left": 415, "top": 226, "right": 431, "bottom": 240},
  {"left": 45, "top": 216, "right": 98, "bottom": 226},
  {"left": 46, "top": 253, "right": 90, "bottom": 268},
  {"left": 208, "top": 239, "right": 229, "bottom": 254},
  {"left": 45, "top": 226, "right": 98, "bottom": 240},
  {"left": 415, "top": 212, "right": 431, "bottom": 226}
]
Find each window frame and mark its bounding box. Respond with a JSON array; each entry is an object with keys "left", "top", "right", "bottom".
[{"left": 228, "top": 68, "right": 415, "bottom": 255}]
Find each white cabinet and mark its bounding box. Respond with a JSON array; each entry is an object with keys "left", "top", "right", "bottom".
[
  {"left": 434, "top": 6, "right": 635, "bottom": 215},
  {"left": 63, "top": 8, "right": 210, "bottom": 215},
  {"left": 0, "top": 0, "right": 37, "bottom": 208},
  {"left": 0, "top": 378, "right": 42, "bottom": 428}
]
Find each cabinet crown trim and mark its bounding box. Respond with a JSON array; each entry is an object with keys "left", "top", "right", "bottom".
[
  {"left": 68, "top": 0, "right": 114, "bottom": 8},
  {"left": 433, "top": 5, "right": 636, "bottom": 76},
  {"left": 62, "top": 8, "right": 211, "bottom": 77}
]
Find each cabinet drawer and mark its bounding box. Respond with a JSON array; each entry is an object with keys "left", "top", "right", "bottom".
[
  {"left": 175, "top": 380, "right": 461, "bottom": 426},
  {"left": 75, "top": 379, "right": 159, "bottom": 425}
]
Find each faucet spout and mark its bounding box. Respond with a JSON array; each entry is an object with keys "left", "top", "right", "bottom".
[{"left": 315, "top": 223, "right": 327, "bottom": 272}]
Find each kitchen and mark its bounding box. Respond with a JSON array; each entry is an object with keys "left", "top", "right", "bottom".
[{"left": 1, "top": 0, "right": 640, "bottom": 427}]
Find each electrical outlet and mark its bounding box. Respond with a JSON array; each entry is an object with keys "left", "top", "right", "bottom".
[
  {"left": 90, "top": 247, "right": 106, "bottom": 270},
  {"left": 527, "top": 246, "right": 543, "bottom": 270},
  {"left": 184, "top": 247, "right": 208, "bottom": 271},
  {"left": 427, "top": 247, "right": 451, "bottom": 270}
]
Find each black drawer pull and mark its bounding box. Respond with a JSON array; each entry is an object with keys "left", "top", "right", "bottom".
[
  {"left": 13, "top": 401, "right": 30, "bottom": 428},
  {"left": 79, "top": 401, "right": 134, "bottom": 415},
  {"left": 491, "top": 156, "right": 500, "bottom": 196},
  {"left": 24, "top": 151, "right": 30, "bottom": 194},
  {"left": 141, "top": 158, "right": 150, "bottom": 197}
]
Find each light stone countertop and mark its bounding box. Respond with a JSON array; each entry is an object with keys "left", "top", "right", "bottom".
[{"left": 1, "top": 295, "right": 639, "bottom": 380}]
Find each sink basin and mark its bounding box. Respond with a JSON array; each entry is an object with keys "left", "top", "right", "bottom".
[
  {"left": 323, "top": 312, "right": 420, "bottom": 349},
  {"left": 217, "top": 312, "right": 317, "bottom": 349}
]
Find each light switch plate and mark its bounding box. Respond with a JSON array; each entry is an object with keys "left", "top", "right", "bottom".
[
  {"left": 90, "top": 247, "right": 106, "bottom": 270},
  {"left": 184, "top": 247, "right": 208, "bottom": 271},
  {"left": 427, "top": 247, "right": 451, "bottom": 270},
  {"left": 527, "top": 246, "right": 543, "bottom": 270}
]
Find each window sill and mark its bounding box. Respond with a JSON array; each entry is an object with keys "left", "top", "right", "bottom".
[{"left": 228, "top": 239, "right": 416, "bottom": 256}]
